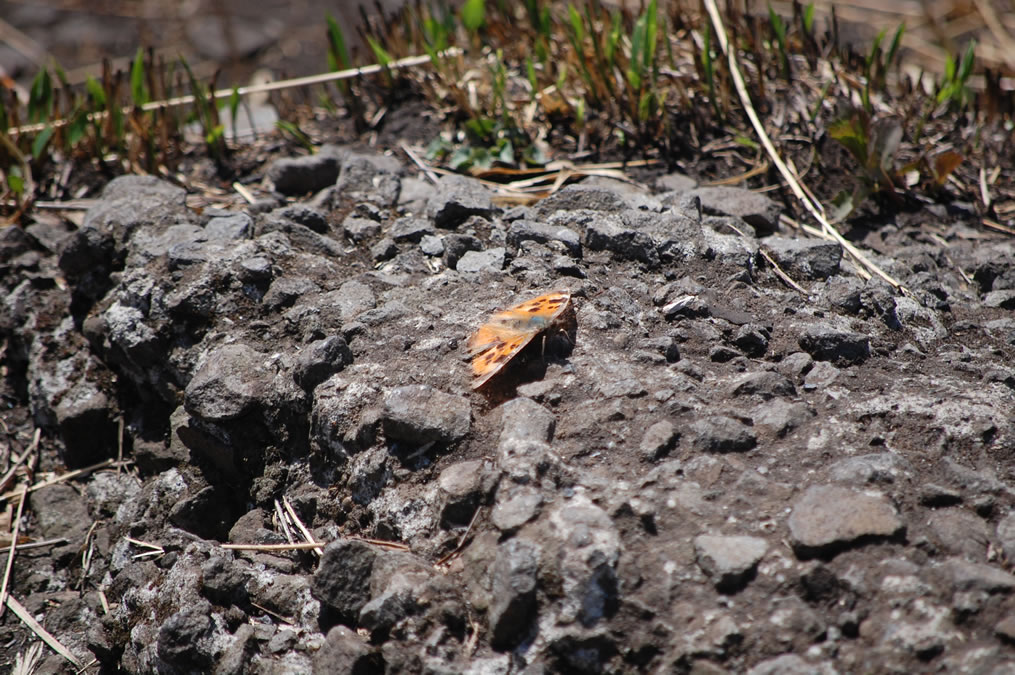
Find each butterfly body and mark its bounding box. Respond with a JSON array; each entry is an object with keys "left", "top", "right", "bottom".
[{"left": 467, "top": 291, "right": 574, "bottom": 389}]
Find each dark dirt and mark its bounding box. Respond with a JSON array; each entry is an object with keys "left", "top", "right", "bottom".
[
  {"left": 2, "top": 131, "right": 1015, "bottom": 674},
  {"left": 4, "top": 3, "right": 1015, "bottom": 674}
]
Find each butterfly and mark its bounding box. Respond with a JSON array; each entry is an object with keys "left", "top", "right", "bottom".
[{"left": 467, "top": 290, "right": 574, "bottom": 389}]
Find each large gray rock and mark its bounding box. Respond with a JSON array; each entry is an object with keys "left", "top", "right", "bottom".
[
  {"left": 499, "top": 397, "right": 556, "bottom": 443},
  {"left": 381, "top": 385, "right": 471, "bottom": 445},
  {"left": 312, "top": 626, "right": 380, "bottom": 675},
  {"left": 267, "top": 152, "right": 341, "bottom": 195},
  {"left": 539, "top": 494, "right": 621, "bottom": 627},
  {"left": 687, "top": 186, "right": 782, "bottom": 235},
  {"left": 694, "top": 534, "right": 768, "bottom": 591},
  {"left": 826, "top": 452, "right": 913, "bottom": 485},
  {"left": 507, "top": 219, "right": 582, "bottom": 258},
  {"left": 799, "top": 324, "right": 871, "bottom": 364},
  {"left": 488, "top": 537, "right": 540, "bottom": 648},
  {"left": 455, "top": 247, "right": 505, "bottom": 273},
  {"left": 788, "top": 485, "right": 904, "bottom": 557},
  {"left": 312, "top": 540, "right": 377, "bottom": 624},
  {"left": 687, "top": 415, "right": 757, "bottom": 453},
  {"left": 536, "top": 185, "right": 628, "bottom": 215},
  {"left": 185, "top": 344, "right": 272, "bottom": 422},
  {"left": 293, "top": 336, "right": 353, "bottom": 391},
  {"left": 584, "top": 214, "right": 660, "bottom": 267},
  {"left": 764, "top": 236, "right": 843, "bottom": 280},
  {"left": 334, "top": 156, "right": 401, "bottom": 208},
  {"left": 426, "top": 174, "right": 494, "bottom": 228}
]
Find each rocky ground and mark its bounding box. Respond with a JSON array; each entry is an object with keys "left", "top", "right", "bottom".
[{"left": 2, "top": 142, "right": 1015, "bottom": 673}]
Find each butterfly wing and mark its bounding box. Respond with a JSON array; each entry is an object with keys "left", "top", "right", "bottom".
[
  {"left": 468, "top": 326, "right": 540, "bottom": 389},
  {"left": 468, "top": 291, "right": 572, "bottom": 389}
]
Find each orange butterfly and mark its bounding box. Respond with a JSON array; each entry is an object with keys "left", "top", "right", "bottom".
[{"left": 467, "top": 290, "right": 574, "bottom": 389}]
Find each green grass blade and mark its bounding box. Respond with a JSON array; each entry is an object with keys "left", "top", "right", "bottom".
[
  {"left": 85, "top": 76, "right": 106, "bottom": 108},
  {"left": 31, "top": 125, "right": 54, "bottom": 159},
  {"left": 462, "top": 0, "right": 485, "bottom": 34},
  {"left": 326, "top": 13, "right": 352, "bottom": 71},
  {"left": 957, "top": 40, "right": 976, "bottom": 82},
  {"left": 28, "top": 68, "right": 53, "bottom": 123},
  {"left": 130, "top": 46, "right": 149, "bottom": 106},
  {"left": 885, "top": 23, "right": 905, "bottom": 68}
]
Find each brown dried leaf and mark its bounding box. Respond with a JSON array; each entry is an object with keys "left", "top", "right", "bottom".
[{"left": 933, "top": 151, "right": 964, "bottom": 185}]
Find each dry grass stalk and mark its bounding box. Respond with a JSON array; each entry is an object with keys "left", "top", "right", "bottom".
[
  {"left": 0, "top": 538, "right": 68, "bottom": 555},
  {"left": 5, "top": 594, "right": 84, "bottom": 668},
  {"left": 12, "top": 642, "right": 44, "bottom": 675},
  {"left": 0, "top": 484, "right": 27, "bottom": 619},
  {"left": 702, "top": 0, "right": 909, "bottom": 295},
  {"left": 283, "top": 496, "right": 323, "bottom": 557},
  {"left": 0, "top": 428, "right": 40, "bottom": 496},
  {"left": 0, "top": 459, "right": 132, "bottom": 503},
  {"left": 124, "top": 536, "right": 165, "bottom": 559},
  {"left": 9, "top": 49, "right": 464, "bottom": 137}
]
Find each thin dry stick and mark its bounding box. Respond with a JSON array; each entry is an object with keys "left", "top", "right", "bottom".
[
  {"left": 250, "top": 601, "right": 295, "bottom": 626},
  {"left": 723, "top": 217, "right": 808, "bottom": 295},
  {"left": 436, "top": 506, "right": 483, "bottom": 567},
  {"left": 10, "top": 49, "right": 464, "bottom": 137},
  {"left": 232, "top": 182, "right": 256, "bottom": 204},
  {"left": 0, "top": 484, "right": 28, "bottom": 619},
  {"left": 0, "top": 428, "right": 40, "bottom": 494},
  {"left": 6, "top": 594, "right": 84, "bottom": 669},
  {"left": 124, "top": 537, "right": 165, "bottom": 559},
  {"left": 983, "top": 218, "right": 1015, "bottom": 235},
  {"left": 12, "top": 641, "right": 44, "bottom": 675},
  {"left": 702, "top": 0, "right": 908, "bottom": 295},
  {"left": 347, "top": 536, "right": 409, "bottom": 551},
  {"left": 116, "top": 417, "right": 124, "bottom": 475},
  {"left": 0, "top": 538, "right": 68, "bottom": 554},
  {"left": 400, "top": 143, "right": 440, "bottom": 184},
  {"left": 0, "top": 459, "right": 131, "bottom": 502},
  {"left": 759, "top": 249, "right": 809, "bottom": 294},
  {"left": 282, "top": 497, "right": 323, "bottom": 557},
  {"left": 223, "top": 538, "right": 410, "bottom": 553},
  {"left": 222, "top": 542, "right": 324, "bottom": 552},
  {"left": 78, "top": 521, "right": 99, "bottom": 592},
  {"left": 273, "top": 500, "right": 296, "bottom": 545}
]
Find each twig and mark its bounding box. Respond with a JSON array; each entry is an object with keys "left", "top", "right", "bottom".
[
  {"left": 400, "top": 143, "right": 440, "bottom": 184},
  {"left": 283, "top": 497, "right": 323, "bottom": 557},
  {"left": 0, "top": 538, "right": 68, "bottom": 554},
  {"left": 972, "top": 0, "right": 1015, "bottom": 72},
  {"left": 6, "top": 594, "right": 84, "bottom": 668},
  {"left": 223, "top": 537, "right": 409, "bottom": 552},
  {"left": 78, "top": 521, "right": 99, "bottom": 592},
  {"left": 10, "top": 49, "right": 464, "bottom": 137},
  {"left": 0, "top": 459, "right": 132, "bottom": 502},
  {"left": 702, "top": 0, "right": 908, "bottom": 296},
  {"left": 347, "top": 537, "right": 410, "bottom": 551},
  {"left": 124, "top": 537, "right": 165, "bottom": 559},
  {"left": 273, "top": 499, "right": 296, "bottom": 545},
  {"left": 983, "top": 218, "right": 1015, "bottom": 236},
  {"left": 222, "top": 542, "right": 326, "bottom": 552},
  {"left": 250, "top": 601, "right": 294, "bottom": 626},
  {"left": 759, "top": 248, "right": 809, "bottom": 295},
  {"left": 0, "top": 484, "right": 28, "bottom": 618},
  {"left": 12, "top": 641, "right": 44, "bottom": 675},
  {"left": 979, "top": 166, "right": 992, "bottom": 210},
  {"left": 436, "top": 506, "right": 482, "bottom": 567},
  {"left": 116, "top": 416, "right": 124, "bottom": 475},
  {"left": 703, "top": 161, "right": 770, "bottom": 186},
  {"left": 0, "top": 428, "right": 40, "bottom": 495},
  {"left": 232, "top": 182, "right": 256, "bottom": 204}
]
